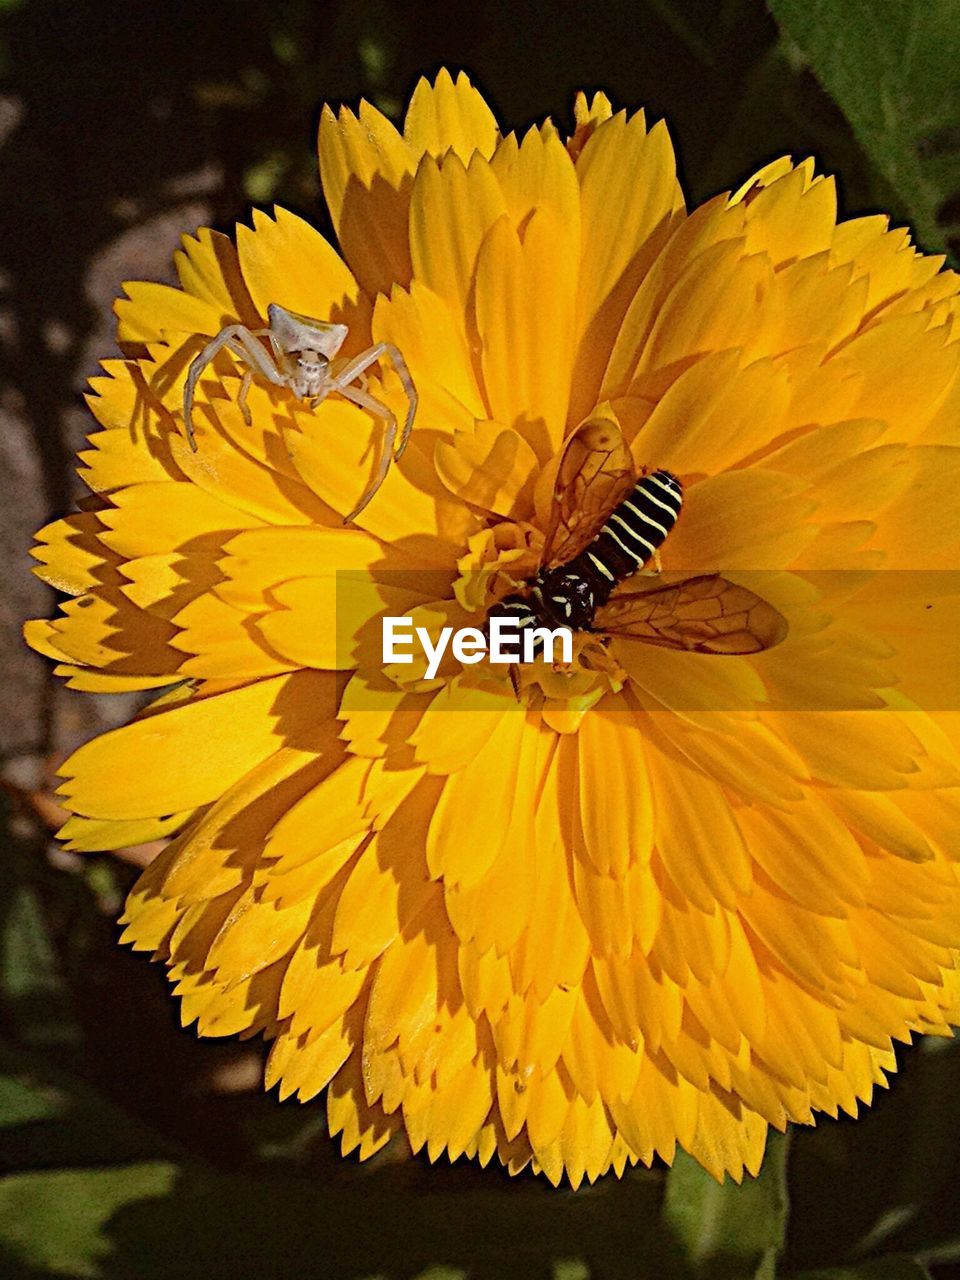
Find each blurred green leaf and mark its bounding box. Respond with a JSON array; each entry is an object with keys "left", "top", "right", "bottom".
[
  {"left": 0, "top": 1040, "right": 181, "bottom": 1173},
  {"left": 553, "top": 1263, "right": 590, "bottom": 1280},
  {"left": 767, "top": 0, "right": 960, "bottom": 251},
  {"left": 662, "top": 1132, "right": 790, "bottom": 1279},
  {"left": 791, "top": 1258, "right": 933, "bottom": 1280},
  {"left": 0, "top": 805, "right": 80, "bottom": 1052},
  {"left": 243, "top": 151, "right": 290, "bottom": 201},
  {"left": 0, "top": 1163, "right": 177, "bottom": 1279},
  {"left": 0, "top": 1054, "right": 70, "bottom": 1131},
  {"left": 0, "top": 1160, "right": 671, "bottom": 1280},
  {"left": 785, "top": 1037, "right": 960, "bottom": 1270},
  {"left": 1, "top": 883, "right": 70, "bottom": 1046}
]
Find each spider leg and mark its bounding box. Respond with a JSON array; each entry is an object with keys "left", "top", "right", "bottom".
[
  {"left": 329, "top": 342, "right": 417, "bottom": 458},
  {"left": 229, "top": 326, "right": 288, "bottom": 387},
  {"left": 183, "top": 324, "right": 284, "bottom": 449},
  {"left": 335, "top": 382, "right": 398, "bottom": 523},
  {"left": 183, "top": 326, "right": 243, "bottom": 451},
  {"left": 263, "top": 328, "right": 284, "bottom": 361},
  {"left": 236, "top": 368, "right": 254, "bottom": 426},
  {"left": 381, "top": 346, "right": 417, "bottom": 457}
]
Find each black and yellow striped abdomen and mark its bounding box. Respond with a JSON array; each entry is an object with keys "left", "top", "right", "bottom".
[
  {"left": 485, "top": 470, "right": 684, "bottom": 652},
  {"left": 559, "top": 468, "right": 683, "bottom": 608}
]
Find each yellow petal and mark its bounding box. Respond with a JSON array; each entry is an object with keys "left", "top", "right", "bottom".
[
  {"left": 739, "top": 161, "right": 837, "bottom": 267},
  {"left": 44, "top": 589, "right": 184, "bottom": 678},
  {"left": 601, "top": 197, "right": 745, "bottom": 396},
  {"left": 576, "top": 701, "right": 653, "bottom": 877},
  {"left": 54, "top": 666, "right": 179, "bottom": 693},
  {"left": 173, "top": 226, "right": 257, "bottom": 323},
  {"left": 32, "top": 513, "right": 118, "bottom": 595},
  {"left": 114, "top": 281, "right": 224, "bottom": 345},
  {"left": 267, "top": 1014, "right": 357, "bottom": 1102},
  {"left": 634, "top": 239, "right": 774, "bottom": 379},
  {"left": 631, "top": 351, "right": 791, "bottom": 476},
  {"left": 434, "top": 420, "right": 538, "bottom": 517},
  {"left": 167, "top": 402, "right": 332, "bottom": 527},
  {"left": 57, "top": 673, "right": 329, "bottom": 818},
  {"left": 646, "top": 743, "right": 751, "bottom": 910},
  {"left": 288, "top": 401, "right": 478, "bottom": 556},
  {"left": 206, "top": 886, "right": 313, "bottom": 984},
  {"left": 254, "top": 574, "right": 426, "bottom": 670},
  {"left": 404, "top": 69, "right": 500, "bottom": 163},
  {"left": 171, "top": 592, "right": 295, "bottom": 679},
  {"left": 80, "top": 364, "right": 181, "bottom": 493},
  {"left": 771, "top": 708, "right": 928, "bottom": 789},
  {"left": 663, "top": 470, "right": 817, "bottom": 571},
  {"left": 571, "top": 110, "right": 684, "bottom": 423},
  {"left": 687, "top": 1090, "right": 767, "bottom": 1182},
  {"left": 475, "top": 210, "right": 576, "bottom": 456},
  {"left": 738, "top": 797, "right": 869, "bottom": 915},
  {"left": 97, "top": 481, "right": 264, "bottom": 559},
  {"left": 408, "top": 677, "right": 512, "bottom": 774},
  {"left": 372, "top": 280, "right": 486, "bottom": 432},
  {"left": 842, "top": 314, "right": 960, "bottom": 440},
  {"left": 331, "top": 824, "right": 434, "bottom": 970},
  {"left": 59, "top": 811, "right": 191, "bottom": 853},
  {"left": 426, "top": 706, "right": 530, "bottom": 885},
  {"left": 236, "top": 207, "right": 364, "bottom": 326},
  {"left": 318, "top": 101, "right": 415, "bottom": 297},
  {"left": 327, "top": 1055, "right": 404, "bottom": 1158},
  {"left": 364, "top": 903, "right": 448, "bottom": 1056},
  {"left": 163, "top": 745, "right": 333, "bottom": 903},
  {"left": 831, "top": 217, "right": 942, "bottom": 315},
  {"left": 490, "top": 124, "right": 579, "bottom": 252},
  {"left": 216, "top": 526, "right": 392, "bottom": 610},
  {"left": 569, "top": 89, "right": 614, "bottom": 157},
  {"left": 408, "top": 149, "right": 506, "bottom": 317}
]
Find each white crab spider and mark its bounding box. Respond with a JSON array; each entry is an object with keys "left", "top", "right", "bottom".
[{"left": 182, "top": 303, "right": 418, "bottom": 521}]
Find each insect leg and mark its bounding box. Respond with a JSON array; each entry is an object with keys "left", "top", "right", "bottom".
[
  {"left": 633, "top": 548, "right": 664, "bottom": 578},
  {"left": 329, "top": 343, "right": 418, "bottom": 458},
  {"left": 509, "top": 663, "right": 522, "bottom": 702},
  {"left": 334, "top": 382, "right": 398, "bottom": 522}
]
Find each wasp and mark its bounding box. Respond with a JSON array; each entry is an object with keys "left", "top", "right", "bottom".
[
  {"left": 486, "top": 418, "right": 788, "bottom": 673},
  {"left": 182, "top": 304, "right": 417, "bottom": 522}
]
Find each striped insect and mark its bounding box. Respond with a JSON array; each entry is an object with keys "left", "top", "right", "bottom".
[{"left": 486, "top": 417, "right": 788, "bottom": 666}]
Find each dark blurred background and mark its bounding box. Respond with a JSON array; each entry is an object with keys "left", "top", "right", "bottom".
[{"left": 2, "top": 2, "right": 960, "bottom": 1276}]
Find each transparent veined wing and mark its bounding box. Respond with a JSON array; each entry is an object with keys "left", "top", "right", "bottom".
[
  {"left": 540, "top": 417, "right": 636, "bottom": 568},
  {"left": 595, "top": 573, "right": 788, "bottom": 654}
]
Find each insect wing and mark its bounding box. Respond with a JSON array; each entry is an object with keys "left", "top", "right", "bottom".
[
  {"left": 595, "top": 573, "right": 788, "bottom": 654},
  {"left": 540, "top": 418, "right": 636, "bottom": 567}
]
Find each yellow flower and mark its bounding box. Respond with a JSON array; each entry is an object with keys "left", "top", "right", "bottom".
[{"left": 26, "top": 70, "right": 960, "bottom": 1187}]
